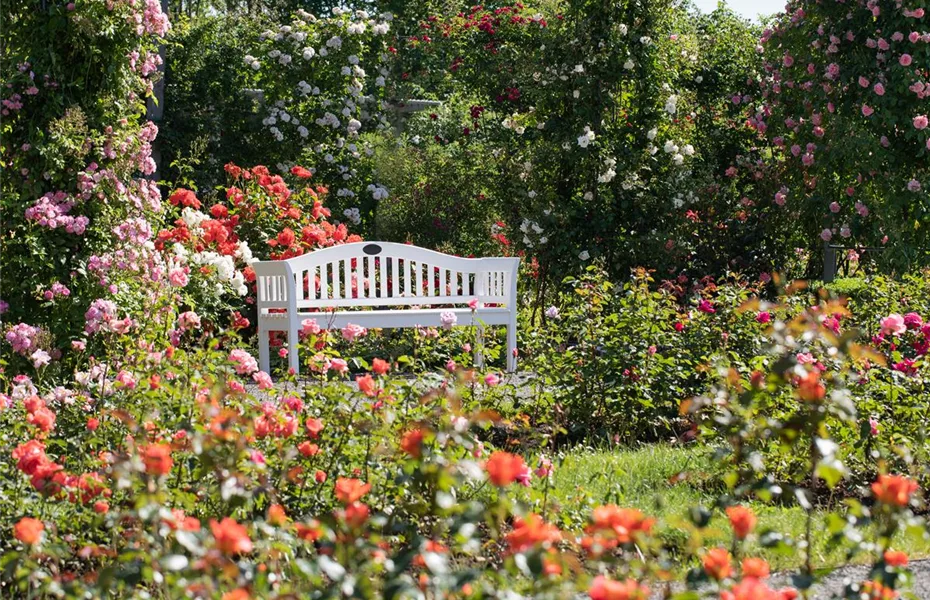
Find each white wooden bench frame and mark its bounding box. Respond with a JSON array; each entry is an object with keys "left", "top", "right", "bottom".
[{"left": 253, "top": 242, "right": 520, "bottom": 375}]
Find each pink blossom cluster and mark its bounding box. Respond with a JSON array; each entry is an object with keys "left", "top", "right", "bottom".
[
  {"left": 1, "top": 93, "right": 23, "bottom": 114},
  {"left": 24, "top": 192, "right": 89, "bottom": 234},
  {"left": 229, "top": 349, "right": 259, "bottom": 375},
  {"left": 135, "top": 0, "right": 171, "bottom": 37},
  {"left": 5, "top": 323, "right": 39, "bottom": 355},
  {"left": 309, "top": 354, "right": 349, "bottom": 375},
  {"left": 113, "top": 217, "right": 153, "bottom": 245},
  {"left": 43, "top": 282, "right": 71, "bottom": 301},
  {"left": 341, "top": 323, "right": 368, "bottom": 342},
  {"left": 84, "top": 299, "right": 131, "bottom": 335}
]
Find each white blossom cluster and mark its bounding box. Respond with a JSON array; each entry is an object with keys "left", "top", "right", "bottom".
[
  {"left": 519, "top": 218, "right": 548, "bottom": 248},
  {"left": 248, "top": 8, "right": 394, "bottom": 220},
  {"left": 343, "top": 207, "right": 362, "bottom": 225},
  {"left": 367, "top": 183, "right": 389, "bottom": 200}
]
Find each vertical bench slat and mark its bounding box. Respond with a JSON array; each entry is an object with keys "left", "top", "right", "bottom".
[
  {"left": 344, "top": 259, "right": 351, "bottom": 299},
  {"left": 332, "top": 261, "right": 340, "bottom": 299},
  {"left": 321, "top": 263, "right": 329, "bottom": 300},
  {"left": 366, "top": 255, "right": 375, "bottom": 299},
  {"left": 310, "top": 266, "right": 318, "bottom": 300},
  {"left": 415, "top": 262, "right": 424, "bottom": 298},
  {"left": 379, "top": 256, "right": 387, "bottom": 299}
]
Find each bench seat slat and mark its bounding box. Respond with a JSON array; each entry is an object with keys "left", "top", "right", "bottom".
[{"left": 259, "top": 307, "right": 511, "bottom": 331}]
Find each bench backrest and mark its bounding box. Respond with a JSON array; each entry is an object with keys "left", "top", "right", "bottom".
[{"left": 253, "top": 242, "right": 520, "bottom": 311}]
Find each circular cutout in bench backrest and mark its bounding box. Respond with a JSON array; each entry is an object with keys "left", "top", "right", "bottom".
[{"left": 363, "top": 244, "right": 382, "bottom": 255}]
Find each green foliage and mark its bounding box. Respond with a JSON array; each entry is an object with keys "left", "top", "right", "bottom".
[{"left": 161, "top": 14, "right": 277, "bottom": 194}]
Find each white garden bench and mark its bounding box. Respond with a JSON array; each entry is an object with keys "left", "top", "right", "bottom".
[{"left": 252, "top": 242, "right": 520, "bottom": 375}]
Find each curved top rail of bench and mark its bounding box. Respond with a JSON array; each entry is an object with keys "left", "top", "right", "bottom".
[{"left": 277, "top": 241, "right": 519, "bottom": 273}]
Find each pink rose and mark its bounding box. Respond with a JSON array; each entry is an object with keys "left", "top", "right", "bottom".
[
  {"left": 899, "top": 54, "right": 913, "bottom": 67},
  {"left": 880, "top": 314, "right": 906, "bottom": 336},
  {"left": 252, "top": 370, "right": 273, "bottom": 390},
  {"left": 873, "top": 83, "right": 885, "bottom": 96},
  {"left": 913, "top": 115, "right": 928, "bottom": 130},
  {"left": 861, "top": 104, "right": 874, "bottom": 117}
]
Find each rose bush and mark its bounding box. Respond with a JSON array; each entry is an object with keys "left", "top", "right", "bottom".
[
  {"left": 1, "top": 0, "right": 170, "bottom": 358},
  {"left": 757, "top": 0, "right": 930, "bottom": 269},
  {"left": 2, "top": 272, "right": 928, "bottom": 598}
]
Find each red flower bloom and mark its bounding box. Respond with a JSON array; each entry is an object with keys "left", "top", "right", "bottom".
[
  {"left": 169, "top": 188, "right": 201, "bottom": 209},
  {"left": 400, "top": 429, "right": 425, "bottom": 458},
  {"left": 589, "top": 576, "right": 649, "bottom": 600},
  {"left": 14, "top": 517, "right": 43, "bottom": 545},
  {"left": 703, "top": 547, "right": 733, "bottom": 580},
  {"left": 884, "top": 550, "right": 908, "bottom": 567},
  {"left": 305, "top": 417, "right": 324, "bottom": 439},
  {"left": 741, "top": 557, "right": 770, "bottom": 579},
  {"left": 142, "top": 443, "right": 173, "bottom": 476},
  {"left": 504, "top": 513, "right": 561, "bottom": 553},
  {"left": 335, "top": 478, "right": 371, "bottom": 504},
  {"left": 210, "top": 517, "right": 253, "bottom": 555},
  {"left": 290, "top": 165, "right": 313, "bottom": 179},
  {"left": 726, "top": 505, "right": 757, "bottom": 540},
  {"left": 871, "top": 474, "right": 918, "bottom": 507},
  {"left": 485, "top": 451, "right": 526, "bottom": 486},
  {"left": 344, "top": 502, "right": 370, "bottom": 527}
]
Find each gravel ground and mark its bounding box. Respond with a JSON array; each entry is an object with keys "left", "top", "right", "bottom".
[
  {"left": 767, "top": 561, "right": 930, "bottom": 599},
  {"left": 642, "top": 560, "right": 930, "bottom": 598}
]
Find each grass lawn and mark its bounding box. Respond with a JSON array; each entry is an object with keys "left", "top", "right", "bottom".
[{"left": 542, "top": 445, "right": 930, "bottom": 571}]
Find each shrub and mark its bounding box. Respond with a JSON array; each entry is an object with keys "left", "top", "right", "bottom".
[
  {"left": 757, "top": 0, "right": 930, "bottom": 269},
  {"left": 161, "top": 13, "right": 278, "bottom": 194},
  {"left": 1, "top": 0, "right": 170, "bottom": 350}
]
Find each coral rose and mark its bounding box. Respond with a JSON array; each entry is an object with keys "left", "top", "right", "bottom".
[
  {"left": 13, "top": 517, "right": 43, "bottom": 545},
  {"left": 485, "top": 451, "right": 527, "bottom": 486},
  {"left": 726, "top": 505, "right": 757, "bottom": 539},
  {"left": 210, "top": 517, "right": 253, "bottom": 555}
]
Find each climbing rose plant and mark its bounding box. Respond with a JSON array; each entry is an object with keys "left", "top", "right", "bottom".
[{"left": 757, "top": 0, "right": 930, "bottom": 266}]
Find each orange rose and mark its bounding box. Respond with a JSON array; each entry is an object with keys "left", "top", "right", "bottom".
[
  {"left": 741, "top": 557, "right": 770, "bottom": 579},
  {"left": 372, "top": 358, "right": 390, "bottom": 375},
  {"left": 859, "top": 581, "right": 897, "bottom": 599},
  {"left": 726, "top": 505, "right": 757, "bottom": 540},
  {"left": 210, "top": 517, "right": 253, "bottom": 555},
  {"left": 13, "top": 517, "right": 43, "bottom": 545},
  {"left": 589, "top": 576, "right": 649, "bottom": 600},
  {"left": 589, "top": 505, "right": 655, "bottom": 543},
  {"left": 884, "top": 550, "right": 908, "bottom": 567},
  {"left": 305, "top": 417, "right": 324, "bottom": 439},
  {"left": 871, "top": 474, "right": 919, "bottom": 507},
  {"left": 344, "top": 502, "right": 370, "bottom": 528},
  {"left": 267, "top": 504, "right": 287, "bottom": 526},
  {"left": 485, "top": 451, "right": 526, "bottom": 486},
  {"left": 504, "top": 513, "right": 561, "bottom": 553},
  {"left": 400, "top": 429, "right": 425, "bottom": 458},
  {"left": 142, "top": 443, "right": 173, "bottom": 476},
  {"left": 703, "top": 547, "right": 733, "bottom": 580},
  {"left": 334, "top": 477, "right": 371, "bottom": 504},
  {"left": 796, "top": 371, "right": 825, "bottom": 402}
]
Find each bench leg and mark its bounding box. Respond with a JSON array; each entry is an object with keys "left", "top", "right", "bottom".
[
  {"left": 288, "top": 323, "right": 300, "bottom": 376},
  {"left": 474, "top": 323, "right": 485, "bottom": 369},
  {"left": 506, "top": 315, "right": 517, "bottom": 373},
  {"left": 258, "top": 325, "right": 271, "bottom": 375}
]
